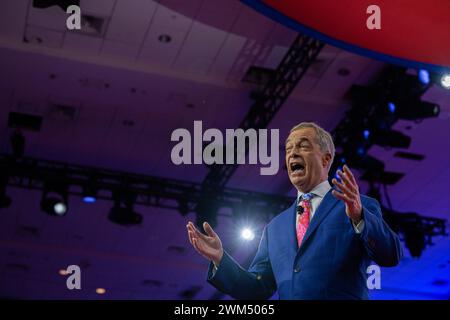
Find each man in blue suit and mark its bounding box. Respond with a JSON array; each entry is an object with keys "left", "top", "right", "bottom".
[{"left": 186, "top": 122, "right": 403, "bottom": 299}]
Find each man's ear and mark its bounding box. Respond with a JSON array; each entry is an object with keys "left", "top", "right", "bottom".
[{"left": 322, "top": 152, "right": 332, "bottom": 169}]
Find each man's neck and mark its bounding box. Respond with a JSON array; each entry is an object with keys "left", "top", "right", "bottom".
[{"left": 297, "top": 179, "right": 329, "bottom": 194}]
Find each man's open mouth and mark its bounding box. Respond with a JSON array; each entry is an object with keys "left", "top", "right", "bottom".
[{"left": 290, "top": 162, "right": 305, "bottom": 175}]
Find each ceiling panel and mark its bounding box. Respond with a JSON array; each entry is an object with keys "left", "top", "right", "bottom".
[
  {"left": 172, "top": 22, "right": 228, "bottom": 74},
  {"left": 195, "top": 0, "right": 242, "bottom": 32},
  {"left": 27, "top": 3, "right": 67, "bottom": 31},
  {"left": 100, "top": 39, "right": 140, "bottom": 59},
  {"left": 208, "top": 33, "right": 246, "bottom": 78},
  {"left": 151, "top": 3, "right": 194, "bottom": 31},
  {"left": 80, "top": 0, "right": 116, "bottom": 17},
  {"left": 0, "top": 0, "right": 28, "bottom": 41},
  {"left": 63, "top": 32, "right": 103, "bottom": 53},
  {"left": 139, "top": 27, "right": 187, "bottom": 67},
  {"left": 106, "top": 0, "right": 157, "bottom": 44},
  {"left": 25, "top": 25, "right": 64, "bottom": 48}
]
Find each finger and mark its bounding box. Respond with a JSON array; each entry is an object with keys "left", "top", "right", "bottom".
[
  {"left": 203, "top": 222, "right": 217, "bottom": 238},
  {"left": 187, "top": 221, "right": 198, "bottom": 232},
  {"left": 187, "top": 222, "right": 196, "bottom": 234},
  {"left": 192, "top": 238, "right": 208, "bottom": 258},
  {"left": 337, "top": 170, "right": 357, "bottom": 193},
  {"left": 343, "top": 165, "right": 358, "bottom": 187},
  {"left": 187, "top": 230, "right": 195, "bottom": 246},
  {"left": 192, "top": 238, "right": 203, "bottom": 255},
  {"left": 332, "top": 177, "right": 353, "bottom": 195},
  {"left": 332, "top": 178, "right": 357, "bottom": 199},
  {"left": 187, "top": 224, "right": 197, "bottom": 239},
  {"left": 188, "top": 222, "right": 208, "bottom": 240},
  {"left": 332, "top": 189, "right": 353, "bottom": 204},
  {"left": 189, "top": 221, "right": 205, "bottom": 235}
]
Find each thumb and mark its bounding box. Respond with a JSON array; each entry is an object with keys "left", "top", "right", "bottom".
[{"left": 203, "top": 222, "right": 217, "bottom": 238}]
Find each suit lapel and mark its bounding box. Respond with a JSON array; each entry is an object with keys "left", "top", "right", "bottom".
[{"left": 296, "top": 189, "right": 339, "bottom": 255}]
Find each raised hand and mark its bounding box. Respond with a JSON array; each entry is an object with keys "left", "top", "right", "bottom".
[
  {"left": 186, "top": 221, "right": 224, "bottom": 266},
  {"left": 331, "top": 165, "right": 363, "bottom": 224}
]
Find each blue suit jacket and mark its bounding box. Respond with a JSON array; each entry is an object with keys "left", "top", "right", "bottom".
[{"left": 207, "top": 190, "right": 403, "bottom": 299}]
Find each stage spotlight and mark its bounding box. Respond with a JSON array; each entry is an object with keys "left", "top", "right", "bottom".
[
  {"left": 363, "top": 130, "right": 370, "bottom": 140},
  {"left": 82, "top": 185, "right": 97, "bottom": 203},
  {"left": 108, "top": 192, "right": 142, "bottom": 226},
  {"left": 83, "top": 196, "right": 96, "bottom": 203},
  {"left": 41, "top": 182, "right": 68, "bottom": 216},
  {"left": 357, "top": 147, "right": 366, "bottom": 156},
  {"left": 54, "top": 202, "right": 67, "bottom": 215},
  {"left": 387, "top": 102, "right": 396, "bottom": 114},
  {"left": 41, "top": 197, "right": 67, "bottom": 216},
  {"left": 397, "top": 101, "right": 440, "bottom": 120},
  {"left": 373, "top": 130, "right": 411, "bottom": 149},
  {"left": 418, "top": 69, "right": 430, "bottom": 85},
  {"left": 41, "top": 196, "right": 68, "bottom": 216},
  {"left": 441, "top": 73, "right": 450, "bottom": 89},
  {"left": 241, "top": 228, "right": 255, "bottom": 241}
]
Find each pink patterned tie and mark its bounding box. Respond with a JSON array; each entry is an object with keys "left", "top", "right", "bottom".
[{"left": 297, "top": 193, "right": 313, "bottom": 247}]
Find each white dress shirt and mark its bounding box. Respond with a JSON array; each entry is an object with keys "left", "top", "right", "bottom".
[{"left": 297, "top": 180, "right": 365, "bottom": 233}]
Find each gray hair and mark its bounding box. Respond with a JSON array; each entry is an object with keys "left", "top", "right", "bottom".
[{"left": 290, "top": 122, "right": 335, "bottom": 170}]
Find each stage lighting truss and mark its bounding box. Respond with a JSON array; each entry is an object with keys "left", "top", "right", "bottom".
[
  {"left": 1, "top": 154, "right": 294, "bottom": 225},
  {"left": 383, "top": 209, "right": 448, "bottom": 258}
]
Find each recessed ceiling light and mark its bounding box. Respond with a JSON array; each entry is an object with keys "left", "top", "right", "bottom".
[{"left": 158, "top": 34, "right": 172, "bottom": 43}]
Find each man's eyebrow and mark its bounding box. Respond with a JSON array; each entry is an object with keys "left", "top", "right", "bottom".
[
  {"left": 285, "top": 137, "right": 311, "bottom": 146},
  {"left": 299, "top": 137, "right": 311, "bottom": 142}
]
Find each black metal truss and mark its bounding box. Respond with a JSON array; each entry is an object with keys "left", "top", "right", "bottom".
[
  {"left": 201, "top": 34, "right": 324, "bottom": 190},
  {"left": 0, "top": 154, "right": 294, "bottom": 215},
  {"left": 384, "top": 209, "right": 448, "bottom": 244}
]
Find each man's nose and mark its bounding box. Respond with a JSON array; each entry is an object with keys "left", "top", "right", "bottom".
[
  {"left": 287, "top": 150, "right": 300, "bottom": 159},
  {"left": 289, "top": 145, "right": 301, "bottom": 155}
]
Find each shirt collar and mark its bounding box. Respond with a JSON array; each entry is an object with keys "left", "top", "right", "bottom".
[{"left": 297, "top": 180, "right": 331, "bottom": 202}]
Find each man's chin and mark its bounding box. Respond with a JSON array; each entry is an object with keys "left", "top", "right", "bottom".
[{"left": 289, "top": 175, "right": 306, "bottom": 188}]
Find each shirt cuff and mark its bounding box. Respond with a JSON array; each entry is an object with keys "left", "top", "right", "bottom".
[
  {"left": 352, "top": 219, "right": 365, "bottom": 234},
  {"left": 212, "top": 262, "right": 219, "bottom": 275}
]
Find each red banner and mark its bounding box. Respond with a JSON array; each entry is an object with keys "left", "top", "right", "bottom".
[{"left": 243, "top": 0, "right": 450, "bottom": 71}]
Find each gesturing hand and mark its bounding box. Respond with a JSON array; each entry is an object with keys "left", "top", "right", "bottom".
[
  {"left": 331, "top": 165, "right": 363, "bottom": 224},
  {"left": 187, "top": 221, "right": 224, "bottom": 266}
]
